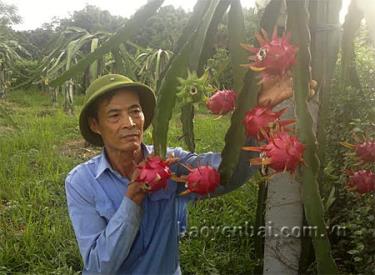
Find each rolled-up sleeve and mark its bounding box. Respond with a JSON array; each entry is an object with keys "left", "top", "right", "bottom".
[{"left": 65, "top": 173, "right": 143, "bottom": 273}]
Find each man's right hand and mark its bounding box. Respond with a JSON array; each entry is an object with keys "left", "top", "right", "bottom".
[
  {"left": 126, "top": 181, "right": 146, "bottom": 205},
  {"left": 126, "top": 167, "right": 147, "bottom": 205}
]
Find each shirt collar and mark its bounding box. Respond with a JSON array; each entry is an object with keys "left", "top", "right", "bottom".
[{"left": 95, "top": 143, "right": 152, "bottom": 179}]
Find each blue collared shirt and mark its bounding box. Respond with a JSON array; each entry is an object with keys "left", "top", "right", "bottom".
[{"left": 65, "top": 143, "right": 257, "bottom": 275}]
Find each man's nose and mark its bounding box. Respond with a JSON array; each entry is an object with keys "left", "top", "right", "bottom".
[{"left": 121, "top": 113, "right": 135, "bottom": 128}]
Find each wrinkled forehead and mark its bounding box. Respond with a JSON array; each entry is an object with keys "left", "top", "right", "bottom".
[{"left": 100, "top": 88, "right": 141, "bottom": 109}]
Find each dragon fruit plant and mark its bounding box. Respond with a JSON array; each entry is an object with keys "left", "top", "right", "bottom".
[
  {"left": 206, "top": 89, "right": 237, "bottom": 115},
  {"left": 242, "top": 106, "right": 294, "bottom": 141},
  {"left": 346, "top": 170, "right": 375, "bottom": 194},
  {"left": 241, "top": 30, "right": 298, "bottom": 83},
  {"left": 134, "top": 155, "right": 176, "bottom": 192},
  {"left": 243, "top": 131, "right": 304, "bottom": 173}
]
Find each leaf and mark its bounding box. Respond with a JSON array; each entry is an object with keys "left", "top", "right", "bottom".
[
  {"left": 286, "top": 0, "right": 338, "bottom": 273},
  {"left": 153, "top": 0, "right": 223, "bottom": 157},
  {"left": 196, "top": 0, "right": 231, "bottom": 74},
  {"left": 111, "top": 47, "right": 125, "bottom": 74},
  {"left": 228, "top": 0, "right": 247, "bottom": 92},
  {"left": 324, "top": 186, "right": 336, "bottom": 211},
  {"left": 347, "top": 249, "right": 359, "bottom": 255},
  {"left": 180, "top": 0, "right": 230, "bottom": 152},
  {"left": 89, "top": 38, "right": 99, "bottom": 83},
  {"left": 180, "top": 104, "right": 195, "bottom": 152},
  {"left": 118, "top": 44, "right": 138, "bottom": 81},
  {"left": 68, "top": 34, "right": 91, "bottom": 69},
  {"left": 218, "top": 70, "right": 258, "bottom": 184},
  {"left": 49, "top": 0, "right": 164, "bottom": 87},
  {"left": 155, "top": 0, "right": 209, "bottom": 90}
]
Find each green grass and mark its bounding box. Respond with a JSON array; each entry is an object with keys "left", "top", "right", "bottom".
[{"left": 0, "top": 90, "right": 258, "bottom": 274}]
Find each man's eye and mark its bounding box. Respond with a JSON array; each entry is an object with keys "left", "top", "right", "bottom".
[
  {"left": 131, "top": 109, "right": 142, "bottom": 115},
  {"left": 109, "top": 114, "right": 119, "bottom": 118}
]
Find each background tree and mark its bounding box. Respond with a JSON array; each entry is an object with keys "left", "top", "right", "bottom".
[
  {"left": 58, "top": 5, "right": 125, "bottom": 33},
  {"left": 133, "top": 5, "right": 189, "bottom": 50}
]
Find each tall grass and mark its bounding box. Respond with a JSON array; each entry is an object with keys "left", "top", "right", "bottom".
[{"left": 0, "top": 90, "right": 258, "bottom": 274}]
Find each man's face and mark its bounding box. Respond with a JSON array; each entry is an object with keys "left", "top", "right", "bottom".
[{"left": 89, "top": 89, "right": 145, "bottom": 153}]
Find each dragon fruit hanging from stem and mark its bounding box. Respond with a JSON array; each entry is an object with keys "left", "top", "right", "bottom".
[
  {"left": 241, "top": 29, "right": 298, "bottom": 83},
  {"left": 341, "top": 140, "right": 375, "bottom": 164},
  {"left": 172, "top": 164, "right": 220, "bottom": 196},
  {"left": 346, "top": 170, "right": 375, "bottom": 194},
  {"left": 242, "top": 106, "right": 294, "bottom": 141},
  {"left": 133, "top": 155, "right": 176, "bottom": 192},
  {"left": 206, "top": 89, "right": 237, "bottom": 115},
  {"left": 243, "top": 131, "right": 305, "bottom": 173}
]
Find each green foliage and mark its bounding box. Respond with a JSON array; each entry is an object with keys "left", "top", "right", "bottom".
[
  {"left": 133, "top": 5, "right": 190, "bottom": 50},
  {"left": 0, "top": 91, "right": 83, "bottom": 273},
  {"left": 206, "top": 48, "right": 233, "bottom": 89},
  {"left": 323, "top": 29, "right": 375, "bottom": 274},
  {"left": 17, "top": 27, "right": 58, "bottom": 59},
  {"left": 58, "top": 4, "right": 125, "bottom": 34},
  {"left": 49, "top": 0, "right": 164, "bottom": 87},
  {"left": 135, "top": 47, "right": 173, "bottom": 90}
]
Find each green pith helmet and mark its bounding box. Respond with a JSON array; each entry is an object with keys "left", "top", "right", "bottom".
[{"left": 79, "top": 74, "right": 156, "bottom": 147}]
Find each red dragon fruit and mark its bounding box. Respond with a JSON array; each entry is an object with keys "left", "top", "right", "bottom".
[
  {"left": 206, "top": 89, "right": 237, "bottom": 115},
  {"left": 135, "top": 156, "right": 173, "bottom": 192},
  {"left": 355, "top": 141, "right": 375, "bottom": 163},
  {"left": 243, "top": 132, "right": 304, "bottom": 173},
  {"left": 242, "top": 30, "right": 298, "bottom": 83},
  {"left": 347, "top": 170, "right": 375, "bottom": 194},
  {"left": 242, "top": 106, "right": 294, "bottom": 141},
  {"left": 341, "top": 140, "right": 375, "bottom": 163},
  {"left": 177, "top": 166, "right": 220, "bottom": 196}
]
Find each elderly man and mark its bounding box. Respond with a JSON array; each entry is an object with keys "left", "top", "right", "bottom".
[{"left": 65, "top": 74, "right": 294, "bottom": 274}]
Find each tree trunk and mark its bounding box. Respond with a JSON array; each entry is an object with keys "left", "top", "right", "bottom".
[
  {"left": 64, "top": 79, "right": 74, "bottom": 115},
  {"left": 263, "top": 99, "right": 303, "bottom": 275}
]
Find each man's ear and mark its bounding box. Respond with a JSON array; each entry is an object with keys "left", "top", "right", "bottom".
[{"left": 89, "top": 117, "right": 101, "bottom": 135}]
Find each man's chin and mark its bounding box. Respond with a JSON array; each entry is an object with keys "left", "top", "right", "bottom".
[{"left": 119, "top": 140, "right": 141, "bottom": 153}]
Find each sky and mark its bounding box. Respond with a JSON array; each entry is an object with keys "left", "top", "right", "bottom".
[
  {"left": 7, "top": 0, "right": 256, "bottom": 31},
  {"left": 5, "top": 0, "right": 350, "bottom": 31}
]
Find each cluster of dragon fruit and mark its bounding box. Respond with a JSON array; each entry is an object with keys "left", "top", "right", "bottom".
[
  {"left": 223, "top": 30, "right": 304, "bottom": 174},
  {"left": 136, "top": 31, "right": 373, "bottom": 195},
  {"left": 134, "top": 155, "right": 220, "bottom": 196},
  {"left": 133, "top": 30, "right": 301, "bottom": 196},
  {"left": 342, "top": 140, "right": 375, "bottom": 194}
]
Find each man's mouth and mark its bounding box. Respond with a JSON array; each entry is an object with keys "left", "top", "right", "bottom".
[
  {"left": 120, "top": 131, "right": 140, "bottom": 139},
  {"left": 122, "top": 134, "right": 138, "bottom": 138}
]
